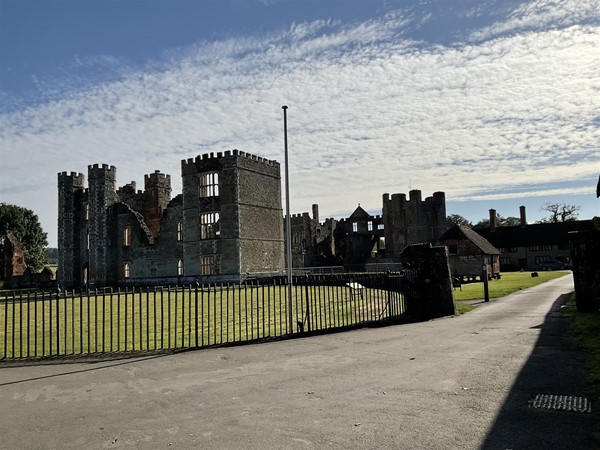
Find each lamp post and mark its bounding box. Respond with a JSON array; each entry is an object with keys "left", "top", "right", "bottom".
[{"left": 282, "top": 105, "right": 294, "bottom": 333}]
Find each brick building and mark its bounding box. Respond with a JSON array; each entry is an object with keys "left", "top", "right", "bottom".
[{"left": 58, "top": 150, "right": 284, "bottom": 288}]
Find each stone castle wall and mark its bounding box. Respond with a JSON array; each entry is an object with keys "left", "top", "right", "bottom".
[{"left": 58, "top": 150, "right": 284, "bottom": 288}]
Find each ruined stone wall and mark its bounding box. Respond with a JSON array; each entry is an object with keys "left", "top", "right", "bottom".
[
  {"left": 143, "top": 171, "right": 172, "bottom": 238},
  {"left": 181, "top": 150, "right": 284, "bottom": 279},
  {"left": 1, "top": 232, "right": 26, "bottom": 279},
  {"left": 285, "top": 212, "right": 314, "bottom": 268},
  {"left": 116, "top": 182, "right": 144, "bottom": 212},
  {"left": 59, "top": 150, "right": 284, "bottom": 286},
  {"left": 236, "top": 152, "right": 284, "bottom": 275}
]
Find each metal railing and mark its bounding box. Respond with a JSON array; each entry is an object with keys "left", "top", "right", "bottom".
[{"left": 1, "top": 272, "right": 407, "bottom": 361}]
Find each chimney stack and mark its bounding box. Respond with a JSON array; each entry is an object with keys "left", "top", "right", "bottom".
[
  {"left": 489, "top": 209, "right": 497, "bottom": 232},
  {"left": 520, "top": 205, "right": 527, "bottom": 228},
  {"left": 312, "top": 204, "right": 319, "bottom": 223}
]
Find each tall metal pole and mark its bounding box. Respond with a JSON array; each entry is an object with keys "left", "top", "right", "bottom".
[{"left": 282, "top": 105, "right": 294, "bottom": 333}]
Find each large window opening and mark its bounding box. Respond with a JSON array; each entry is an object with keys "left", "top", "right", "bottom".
[
  {"left": 200, "top": 212, "right": 220, "bottom": 239},
  {"left": 199, "top": 172, "right": 219, "bottom": 198},
  {"left": 201, "top": 255, "right": 221, "bottom": 275}
]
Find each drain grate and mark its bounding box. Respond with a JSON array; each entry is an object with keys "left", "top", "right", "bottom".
[{"left": 529, "top": 394, "right": 591, "bottom": 413}]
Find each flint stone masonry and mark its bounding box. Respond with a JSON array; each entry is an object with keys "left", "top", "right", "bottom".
[{"left": 58, "top": 151, "right": 284, "bottom": 288}]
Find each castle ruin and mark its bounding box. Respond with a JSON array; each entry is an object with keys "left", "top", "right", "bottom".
[{"left": 58, "top": 150, "right": 285, "bottom": 288}]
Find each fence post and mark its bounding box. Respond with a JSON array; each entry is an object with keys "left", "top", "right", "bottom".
[
  {"left": 194, "top": 283, "right": 199, "bottom": 348},
  {"left": 305, "top": 275, "right": 311, "bottom": 332}
]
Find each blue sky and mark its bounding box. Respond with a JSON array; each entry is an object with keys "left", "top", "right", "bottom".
[{"left": 1, "top": 0, "right": 599, "bottom": 247}]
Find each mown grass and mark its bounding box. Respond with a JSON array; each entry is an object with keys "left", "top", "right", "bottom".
[
  {"left": 1, "top": 284, "right": 404, "bottom": 359},
  {"left": 454, "top": 303, "right": 475, "bottom": 315},
  {"left": 453, "top": 271, "right": 570, "bottom": 302},
  {"left": 561, "top": 292, "right": 600, "bottom": 398}
]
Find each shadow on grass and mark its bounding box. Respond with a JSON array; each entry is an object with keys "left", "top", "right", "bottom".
[{"left": 480, "top": 294, "right": 598, "bottom": 450}]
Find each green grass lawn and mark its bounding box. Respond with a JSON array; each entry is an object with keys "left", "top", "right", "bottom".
[
  {"left": 561, "top": 292, "right": 600, "bottom": 400},
  {"left": 453, "top": 271, "right": 570, "bottom": 302},
  {"left": 1, "top": 284, "right": 404, "bottom": 359}
]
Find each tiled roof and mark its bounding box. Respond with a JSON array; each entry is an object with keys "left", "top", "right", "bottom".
[
  {"left": 474, "top": 220, "right": 595, "bottom": 247},
  {"left": 438, "top": 225, "right": 500, "bottom": 255},
  {"left": 349, "top": 205, "right": 372, "bottom": 219}
]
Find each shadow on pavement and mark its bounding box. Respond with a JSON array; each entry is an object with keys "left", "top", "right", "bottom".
[
  {"left": 0, "top": 353, "right": 171, "bottom": 387},
  {"left": 480, "top": 294, "right": 599, "bottom": 450}
]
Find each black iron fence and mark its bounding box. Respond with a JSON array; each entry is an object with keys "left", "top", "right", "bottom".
[{"left": 1, "top": 272, "right": 409, "bottom": 361}]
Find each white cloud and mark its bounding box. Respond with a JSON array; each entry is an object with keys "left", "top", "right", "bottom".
[{"left": 1, "top": 0, "right": 599, "bottom": 246}]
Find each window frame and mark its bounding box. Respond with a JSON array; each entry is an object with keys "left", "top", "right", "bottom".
[
  {"left": 201, "top": 255, "right": 221, "bottom": 275},
  {"left": 123, "top": 226, "right": 132, "bottom": 246},
  {"left": 199, "top": 212, "right": 220, "bottom": 239},
  {"left": 199, "top": 172, "right": 219, "bottom": 198}
]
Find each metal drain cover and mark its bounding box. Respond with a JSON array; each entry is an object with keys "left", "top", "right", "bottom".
[{"left": 529, "top": 394, "right": 591, "bottom": 413}]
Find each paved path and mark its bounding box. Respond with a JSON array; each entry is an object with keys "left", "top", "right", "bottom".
[{"left": 1, "top": 274, "right": 596, "bottom": 449}]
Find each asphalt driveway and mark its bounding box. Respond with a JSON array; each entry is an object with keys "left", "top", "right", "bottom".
[{"left": 0, "top": 274, "right": 596, "bottom": 449}]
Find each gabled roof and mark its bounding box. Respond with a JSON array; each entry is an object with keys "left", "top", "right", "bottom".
[
  {"left": 349, "top": 205, "right": 372, "bottom": 220},
  {"left": 474, "top": 220, "right": 595, "bottom": 248},
  {"left": 438, "top": 225, "right": 500, "bottom": 255}
]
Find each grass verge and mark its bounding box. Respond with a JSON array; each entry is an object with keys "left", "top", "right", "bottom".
[
  {"left": 561, "top": 292, "right": 600, "bottom": 401},
  {"left": 453, "top": 271, "right": 570, "bottom": 302}
]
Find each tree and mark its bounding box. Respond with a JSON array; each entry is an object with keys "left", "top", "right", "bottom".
[
  {"left": 473, "top": 214, "right": 520, "bottom": 228},
  {"left": 538, "top": 202, "right": 580, "bottom": 223},
  {"left": 446, "top": 214, "right": 472, "bottom": 228},
  {"left": 0, "top": 203, "right": 49, "bottom": 271}
]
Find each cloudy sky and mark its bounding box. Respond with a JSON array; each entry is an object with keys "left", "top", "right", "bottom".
[{"left": 1, "top": 0, "right": 599, "bottom": 247}]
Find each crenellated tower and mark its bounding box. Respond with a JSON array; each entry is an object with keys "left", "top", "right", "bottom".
[
  {"left": 57, "top": 171, "right": 85, "bottom": 287},
  {"left": 87, "top": 164, "right": 118, "bottom": 286},
  {"left": 383, "top": 189, "right": 446, "bottom": 257},
  {"left": 181, "top": 150, "right": 284, "bottom": 279},
  {"left": 143, "top": 171, "right": 171, "bottom": 238}
]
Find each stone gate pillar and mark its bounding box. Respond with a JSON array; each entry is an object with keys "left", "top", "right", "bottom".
[{"left": 401, "top": 243, "right": 455, "bottom": 320}]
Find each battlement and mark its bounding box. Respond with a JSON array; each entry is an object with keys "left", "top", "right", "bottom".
[
  {"left": 144, "top": 170, "right": 171, "bottom": 188},
  {"left": 88, "top": 164, "right": 116, "bottom": 181},
  {"left": 181, "top": 149, "right": 280, "bottom": 175},
  {"left": 384, "top": 190, "right": 446, "bottom": 211},
  {"left": 58, "top": 171, "right": 85, "bottom": 187},
  {"left": 289, "top": 212, "right": 311, "bottom": 219},
  {"left": 116, "top": 181, "right": 137, "bottom": 196}
]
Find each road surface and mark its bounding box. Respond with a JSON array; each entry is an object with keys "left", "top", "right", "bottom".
[{"left": 0, "top": 274, "right": 596, "bottom": 449}]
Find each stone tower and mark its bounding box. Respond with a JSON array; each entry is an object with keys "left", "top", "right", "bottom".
[
  {"left": 57, "top": 171, "right": 85, "bottom": 288},
  {"left": 181, "top": 150, "right": 284, "bottom": 279},
  {"left": 143, "top": 171, "right": 171, "bottom": 238},
  {"left": 87, "top": 164, "right": 118, "bottom": 286},
  {"left": 382, "top": 190, "right": 446, "bottom": 257}
]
